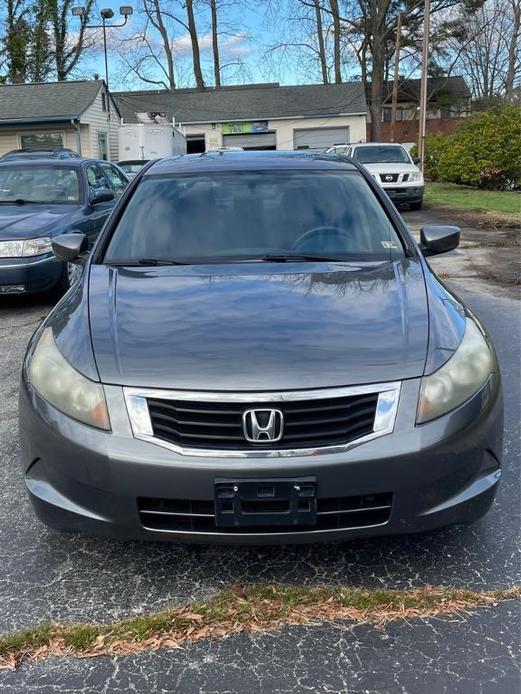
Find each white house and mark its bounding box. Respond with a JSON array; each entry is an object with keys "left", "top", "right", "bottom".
[{"left": 0, "top": 79, "right": 120, "bottom": 160}]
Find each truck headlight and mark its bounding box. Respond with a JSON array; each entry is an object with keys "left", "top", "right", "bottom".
[
  {"left": 409, "top": 171, "right": 422, "bottom": 182},
  {"left": 417, "top": 319, "right": 494, "bottom": 423},
  {"left": 0, "top": 237, "right": 52, "bottom": 258},
  {"left": 28, "top": 328, "right": 110, "bottom": 430}
]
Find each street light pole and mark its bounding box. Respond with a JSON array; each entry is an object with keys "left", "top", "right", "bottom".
[
  {"left": 102, "top": 15, "right": 110, "bottom": 93},
  {"left": 71, "top": 6, "right": 133, "bottom": 117}
]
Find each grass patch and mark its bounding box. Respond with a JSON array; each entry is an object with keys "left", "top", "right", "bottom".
[
  {"left": 0, "top": 583, "right": 519, "bottom": 670},
  {"left": 425, "top": 182, "right": 520, "bottom": 222}
]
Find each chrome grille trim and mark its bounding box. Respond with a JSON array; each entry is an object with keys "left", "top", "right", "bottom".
[{"left": 123, "top": 382, "right": 401, "bottom": 458}]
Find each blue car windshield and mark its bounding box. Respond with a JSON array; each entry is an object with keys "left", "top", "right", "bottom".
[
  {"left": 0, "top": 165, "right": 80, "bottom": 204},
  {"left": 104, "top": 170, "right": 404, "bottom": 263}
]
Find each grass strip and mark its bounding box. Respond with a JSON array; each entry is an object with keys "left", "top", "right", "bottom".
[
  {"left": 1, "top": 583, "right": 519, "bottom": 670},
  {"left": 425, "top": 182, "right": 521, "bottom": 220}
]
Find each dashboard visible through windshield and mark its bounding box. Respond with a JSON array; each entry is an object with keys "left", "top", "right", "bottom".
[
  {"left": 0, "top": 165, "right": 81, "bottom": 204},
  {"left": 104, "top": 170, "right": 404, "bottom": 264}
]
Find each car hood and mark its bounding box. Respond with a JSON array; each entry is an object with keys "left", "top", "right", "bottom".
[
  {"left": 0, "top": 203, "right": 80, "bottom": 239},
  {"left": 361, "top": 162, "right": 419, "bottom": 175},
  {"left": 88, "top": 259, "right": 429, "bottom": 390}
]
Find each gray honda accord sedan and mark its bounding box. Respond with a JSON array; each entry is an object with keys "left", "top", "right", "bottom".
[{"left": 19, "top": 151, "right": 503, "bottom": 544}]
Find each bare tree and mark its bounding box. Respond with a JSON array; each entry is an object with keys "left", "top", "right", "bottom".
[
  {"left": 328, "top": 0, "right": 342, "bottom": 82},
  {"left": 297, "top": 0, "right": 478, "bottom": 140},
  {"left": 262, "top": 0, "right": 336, "bottom": 84},
  {"left": 185, "top": 0, "right": 205, "bottom": 87},
  {"left": 145, "top": 0, "right": 177, "bottom": 89},
  {"left": 48, "top": 0, "right": 95, "bottom": 80},
  {"left": 209, "top": 0, "right": 221, "bottom": 86},
  {"left": 123, "top": 0, "right": 205, "bottom": 90},
  {"left": 505, "top": 0, "right": 521, "bottom": 99},
  {"left": 446, "top": 0, "right": 521, "bottom": 100}
]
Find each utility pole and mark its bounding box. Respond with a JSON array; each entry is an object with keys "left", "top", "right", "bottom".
[
  {"left": 390, "top": 12, "right": 403, "bottom": 142},
  {"left": 417, "top": 0, "right": 430, "bottom": 170}
]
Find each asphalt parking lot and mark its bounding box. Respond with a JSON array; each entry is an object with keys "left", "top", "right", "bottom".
[{"left": 0, "top": 208, "right": 519, "bottom": 693}]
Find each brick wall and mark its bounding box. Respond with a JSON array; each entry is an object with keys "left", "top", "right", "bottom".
[{"left": 367, "top": 117, "right": 466, "bottom": 143}]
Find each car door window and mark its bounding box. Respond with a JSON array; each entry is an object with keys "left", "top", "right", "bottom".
[
  {"left": 85, "top": 163, "right": 110, "bottom": 194},
  {"left": 99, "top": 163, "right": 128, "bottom": 198}
]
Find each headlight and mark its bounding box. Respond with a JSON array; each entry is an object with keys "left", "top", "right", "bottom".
[
  {"left": 417, "top": 319, "right": 494, "bottom": 423},
  {"left": 28, "top": 328, "right": 110, "bottom": 430},
  {"left": 0, "top": 237, "right": 52, "bottom": 258},
  {"left": 409, "top": 171, "right": 422, "bottom": 182}
]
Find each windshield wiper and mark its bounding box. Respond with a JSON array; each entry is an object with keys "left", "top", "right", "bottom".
[
  {"left": 0, "top": 198, "right": 31, "bottom": 205},
  {"left": 259, "top": 254, "right": 353, "bottom": 263},
  {"left": 106, "top": 258, "right": 190, "bottom": 266}
]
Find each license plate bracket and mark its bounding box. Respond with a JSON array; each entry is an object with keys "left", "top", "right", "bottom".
[{"left": 214, "top": 477, "right": 317, "bottom": 528}]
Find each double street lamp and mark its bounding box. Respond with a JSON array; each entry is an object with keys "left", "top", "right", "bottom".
[{"left": 71, "top": 5, "right": 133, "bottom": 103}]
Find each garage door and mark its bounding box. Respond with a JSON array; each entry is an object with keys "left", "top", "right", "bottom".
[
  {"left": 293, "top": 126, "right": 350, "bottom": 150},
  {"left": 222, "top": 132, "right": 277, "bottom": 149}
]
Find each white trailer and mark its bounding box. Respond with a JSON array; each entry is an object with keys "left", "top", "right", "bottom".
[{"left": 118, "top": 123, "right": 186, "bottom": 161}]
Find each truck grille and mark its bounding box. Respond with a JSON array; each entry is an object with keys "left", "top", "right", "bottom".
[
  {"left": 138, "top": 493, "right": 393, "bottom": 534},
  {"left": 379, "top": 173, "right": 400, "bottom": 183},
  {"left": 146, "top": 392, "right": 379, "bottom": 451}
]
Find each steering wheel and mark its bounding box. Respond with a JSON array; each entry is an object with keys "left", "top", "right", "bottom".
[{"left": 291, "top": 226, "right": 352, "bottom": 252}]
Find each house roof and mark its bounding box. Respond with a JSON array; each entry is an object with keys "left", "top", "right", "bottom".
[
  {"left": 379, "top": 76, "right": 471, "bottom": 105},
  {"left": 0, "top": 80, "right": 107, "bottom": 125},
  {"left": 113, "top": 82, "right": 367, "bottom": 125}
]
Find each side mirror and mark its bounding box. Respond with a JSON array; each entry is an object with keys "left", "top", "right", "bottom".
[
  {"left": 52, "top": 233, "right": 88, "bottom": 263},
  {"left": 419, "top": 225, "right": 460, "bottom": 257},
  {"left": 412, "top": 156, "right": 421, "bottom": 165},
  {"left": 90, "top": 188, "right": 114, "bottom": 205}
]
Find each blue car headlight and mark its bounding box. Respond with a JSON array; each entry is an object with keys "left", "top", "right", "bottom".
[{"left": 0, "top": 237, "right": 52, "bottom": 258}]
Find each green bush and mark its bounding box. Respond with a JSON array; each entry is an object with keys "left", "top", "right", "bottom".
[
  {"left": 437, "top": 104, "right": 521, "bottom": 189},
  {"left": 411, "top": 134, "right": 450, "bottom": 181}
]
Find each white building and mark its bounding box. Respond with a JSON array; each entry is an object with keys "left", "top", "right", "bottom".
[
  {"left": 0, "top": 79, "right": 120, "bottom": 160},
  {"left": 114, "top": 82, "right": 367, "bottom": 153}
]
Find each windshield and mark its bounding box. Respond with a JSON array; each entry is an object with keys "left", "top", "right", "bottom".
[
  {"left": 352, "top": 146, "right": 411, "bottom": 164},
  {"left": 104, "top": 171, "right": 404, "bottom": 264},
  {"left": 0, "top": 165, "right": 80, "bottom": 203},
  {"left": 119, "top": 162, "right": 147, "bottom": 174}
]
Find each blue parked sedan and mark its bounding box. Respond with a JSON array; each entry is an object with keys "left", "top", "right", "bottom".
[{"left": 0, "top": 157, "right": 129, "bottom": 295}]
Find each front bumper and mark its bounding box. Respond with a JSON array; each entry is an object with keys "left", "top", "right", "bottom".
[
  {"left": 382, "top": 185, "right": 424, "bottom": 204},
  {"left": 0, "top": 255, "right": 62, "bottom": 294},
  {"left": 19, "top": 375, "right": 503, "bottom": 544}
]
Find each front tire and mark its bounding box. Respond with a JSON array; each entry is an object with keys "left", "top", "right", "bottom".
[
  {"left": 410, "top": 200, "right": 423, "bottom": 211},
  {"left": 53, "top": 262, "right": 82, "bottom": 296}
]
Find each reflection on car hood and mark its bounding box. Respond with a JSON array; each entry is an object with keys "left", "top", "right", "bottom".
[
  {"left": 0, "top": 204, "right": 80, "bottom": 239},
  {"left": 88, "top": 259, "right": 429, "bottom": 390}
]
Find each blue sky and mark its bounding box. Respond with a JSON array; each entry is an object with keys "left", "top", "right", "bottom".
[{"left": 77, "top": 1, "right": 288, "bottom": 90}]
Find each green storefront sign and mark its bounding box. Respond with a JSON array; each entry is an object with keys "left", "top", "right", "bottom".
[{"left": 221, "top": 121, "right": 269, "bottom": 135}]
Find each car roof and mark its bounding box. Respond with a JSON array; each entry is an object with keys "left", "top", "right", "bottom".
[
  {"left": 144, "top": 150, "right": 359, "bottom": 176},
  {"left": 0, "top": 158, "right": 106, "bottom": 168},
  {"left": 351, "top": 142, "right": 407, "bottom": 147}
]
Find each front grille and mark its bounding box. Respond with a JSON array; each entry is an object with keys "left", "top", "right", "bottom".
[
  {"left": 137, "top": 493, "right": 393, "bottom": 534},
  {"left": 402, "top": 173, "right": 409, "bottom": 182},
  {"left": 146, "top": 393, "right": 379, "bottom": 451},
  {"left": 379, "top": 173, "right": 399, "bottom": 183}
]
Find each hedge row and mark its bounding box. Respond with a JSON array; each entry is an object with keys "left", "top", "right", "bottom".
[{"left": 412, "top": 104, "right": 521, "bottom": 190}]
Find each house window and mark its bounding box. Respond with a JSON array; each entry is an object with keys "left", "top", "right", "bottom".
[
  {"left": 101, "top": 92, "right": 107, "bottom": 112},
  {"left": 19, "top": 132, "right": 64, "bottom": 150},
  {"left": 382, "top": 107, "right": 406, "bottom": 122}
]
